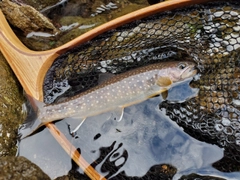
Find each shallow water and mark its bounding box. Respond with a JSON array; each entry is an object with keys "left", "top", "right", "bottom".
[{"left": 17, "top": 81, "right": 240, "bottom": 179}]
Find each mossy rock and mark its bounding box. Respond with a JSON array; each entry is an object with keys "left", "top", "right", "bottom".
[
  {"left": 0, "top": 53, "right": 26, "bottom": 156},
  {"left": 0, "top": 156, "right": 50, "bottom": 179}
]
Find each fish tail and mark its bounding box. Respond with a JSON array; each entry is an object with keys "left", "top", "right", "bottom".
[
  {"left": 18, "top": 95, "right": 46, "bottom": 139},
  {"left": 18, "top": 118, "right": 44, "bottom": 139},
  {"left": 25, "top": 94, "right": 45, "bottom": 112}
]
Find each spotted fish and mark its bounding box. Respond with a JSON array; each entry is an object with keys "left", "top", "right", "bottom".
[{"left": 21, "top": 61, "right": 197, "bottom": 138}]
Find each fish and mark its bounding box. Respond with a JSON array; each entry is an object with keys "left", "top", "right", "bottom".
[{"left": 20, "top": 61, "right": 197, "bottom": 138}]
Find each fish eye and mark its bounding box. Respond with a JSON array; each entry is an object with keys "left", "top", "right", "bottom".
[{"left": 178, "top": 63, "right": 187, "bottom": 70}]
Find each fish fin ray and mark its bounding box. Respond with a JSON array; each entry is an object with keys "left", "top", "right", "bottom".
[
  {"left": 161, "top": 90, "right": 168, "bottom": 100},
  {"left": 19, "top": 118, "right": 45, "bottom": 139},
  {"left": 68, "top": 117, "right": 86, "bottom": 135},
  {"left": 25, "top": 94, "right": 46, "bottom": 113},
  {"left": 112, "top": 107, "right": 124, "bottom": 122},
  {"left": 19, "top": 95, "right": 47, "bottom": 139},
  {"left": 156, "top": 76, "right": 172, "bottom": 87}
]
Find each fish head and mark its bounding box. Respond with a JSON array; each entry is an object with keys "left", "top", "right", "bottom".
[{"left": 167, "top": 61, "right": 198, "bottom": 82}]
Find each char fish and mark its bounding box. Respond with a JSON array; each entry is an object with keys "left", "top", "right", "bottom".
[{"left": 21, "top": 61, "right": 197, "bottom": 138}]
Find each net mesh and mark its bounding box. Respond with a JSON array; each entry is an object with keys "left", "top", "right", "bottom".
[{"left": 43, "top": 0, "right": 240, "bottom": 173}]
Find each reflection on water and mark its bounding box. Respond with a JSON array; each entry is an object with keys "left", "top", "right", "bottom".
[{"left": 17, "top": 83, "right": 240, "bottom": 179}]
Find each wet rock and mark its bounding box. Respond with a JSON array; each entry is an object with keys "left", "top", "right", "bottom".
[
  {"left": 21, "top": 0, "right": 60, "bottom": 11},
  {"left": 0, "top": 156, "right": 50, "bottom": 179},
  {"left": 0, "top": 53, "right": 26, "bottom": 156},
  {"left": 0, "top": 0, "right": 59, "bottom": 34},
  {"left": 41, "top": 0, "right": 95, "bottom": 19},
  {"left": 17, "top": 0, "right": 148, "bottom": 50}
]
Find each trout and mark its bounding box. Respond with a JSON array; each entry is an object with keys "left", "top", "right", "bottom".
[{"left": 21, "top": 61, "right": 197, "bottom": 138}]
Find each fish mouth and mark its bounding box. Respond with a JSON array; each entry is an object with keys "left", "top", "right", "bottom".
[{"left": 181, "top": 65, "right": 198, "bottom": 79}]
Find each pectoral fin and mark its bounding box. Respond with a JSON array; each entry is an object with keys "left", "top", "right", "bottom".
[
  {"left": 156, "top": 76, "right": 172, "bottom": 87},
  {"left": 161, "top": 90, "right": 168, "bottom": 100},
  {"left": 112, "top": 107, "right": 124, "bottom": 122}
]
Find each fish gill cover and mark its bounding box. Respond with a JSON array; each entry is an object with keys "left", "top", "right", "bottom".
[{"left": 43, "top": 0, "right": 240, "bottom": 173}]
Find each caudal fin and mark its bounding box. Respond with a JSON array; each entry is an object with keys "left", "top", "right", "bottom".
[
  {"left": 18, "top": 118, "right": 44, "bottom": 139},
  {"left": 18, "top": 96, "right": 46, "bottom": 139}
]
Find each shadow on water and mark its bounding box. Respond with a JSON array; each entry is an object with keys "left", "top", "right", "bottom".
[{"left": 17, "top": 81, "right": 240, "bottom": 179}]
